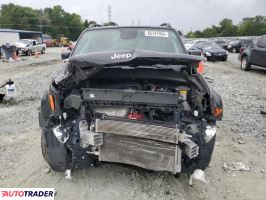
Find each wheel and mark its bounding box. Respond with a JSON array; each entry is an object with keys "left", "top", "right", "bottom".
[
  {"left": 241, "top": 56, "right": 251, "bottom": 71},
  {"left": 197, "top": 135, "right": 216, "bottom": 170},
  {"left": 0, "top": 94, "right": 5, "bottom": 103},
  {"left": 222, "top": 57, "right": 227, "bottom": 61},
  {"left": 27, "top": 50, "right": 33, "bottom": 56},
  {"left": 232, "top": 48, "right": 237, "bottom": 53},
  {"left": 41, "top": 132, "right": 48, "bottom": 163},
  {"left": 182, "top": 131, "right": 216, "bottom": 174},
  {"left": 41, "top": 48, "right": 45, "bottom": 54},
  {"left": 41, "top": 128, "right": 69, "bottom": 171}
]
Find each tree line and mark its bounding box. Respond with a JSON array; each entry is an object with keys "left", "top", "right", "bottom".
[
  {"left": 186, "top": 16, "right": 266, "bottom": 38},
  {"left": 1, "top": 3, "right": 266, "bottom": 40},
  {"left": 0, "top": 3, "right": 117, "bottom": 40}
]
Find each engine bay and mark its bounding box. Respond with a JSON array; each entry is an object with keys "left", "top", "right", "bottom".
[
  {"left": 39, "top": 67, "right": 219, "bottom": 174},
  {"left": 63, "top": 77, "right": 208, "bottom": 126}
]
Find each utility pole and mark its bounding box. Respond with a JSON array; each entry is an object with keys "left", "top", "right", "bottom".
[
  {"left": 108, "top": 5, "right": 112, "bottom": 23},
  {"left": 39, "top": 24, "right": 44, "bottom": 32}
]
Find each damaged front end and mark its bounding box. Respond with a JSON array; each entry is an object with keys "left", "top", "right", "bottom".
[{"left": 39, "top": 51, "right": 222, "bottom": 175}]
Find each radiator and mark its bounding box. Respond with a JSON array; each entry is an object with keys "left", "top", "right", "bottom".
[
  {"left": 96, "top": 118, "right": 181, "bottom": 173},
  {"left": 95, "top": 118, "right": 179, "bottom": 144}
]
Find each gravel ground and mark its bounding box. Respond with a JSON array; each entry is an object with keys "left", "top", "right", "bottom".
[
  {"left": 0, "top": 48, "right": 62, "bottom": 134},
  {"left": 204, "top": 53, "right": 266, "bottom": 142},
  {"left": 0, "top": 49, "right": 266, "bottom": 200}
]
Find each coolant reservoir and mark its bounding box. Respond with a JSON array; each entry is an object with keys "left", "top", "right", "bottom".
[
  {"left": 180, "top": 90, "right": 188, "bottom": 100},
  {"left": 177, "top": 86, "right": 191, "bottom": 111},
  {"left": 5, "top": 83, "right": 16, "bottom": 97},
  {"left": 177, "top": 86, "right": 190, "bottom": 101}
]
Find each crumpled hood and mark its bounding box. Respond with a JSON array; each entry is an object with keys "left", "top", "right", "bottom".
[
  {"left": 68, "top": 50, "right": 206, "bottom": 69},
  {"left": 54, "top": 50, "right": 206, "bottom": 88}
]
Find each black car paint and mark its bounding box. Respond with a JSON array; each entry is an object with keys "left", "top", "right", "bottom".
[
  {"left": 48, "top": 26, "right": 222, "bottom": 123},
  {"left": 39, "top": 26, "right": 223, "bottom": 173},
  {"left": 215, "top": 40, "right": 227, "bottom": 49},
  {"left": 191, "top": 42, "right": 227, "bottom": 61},
  {"left": 42, "top": 50, "right": 222, "bottom": 122},
  {"left": 239, "top": 35, "right": 266, "bottom": 69},
  {"left": 227, "top": 39, "right": 253, "bottom": 53},
  {"left": 68, "top": 50, "right": 206, "bottom": 68}
]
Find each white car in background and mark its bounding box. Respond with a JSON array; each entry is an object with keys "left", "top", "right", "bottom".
[
  {"left": 183, "top": 39, "right": 196, "bottom": 50},
  {"left": 15, "top": 39, "right": 46, "bottom": 56}
]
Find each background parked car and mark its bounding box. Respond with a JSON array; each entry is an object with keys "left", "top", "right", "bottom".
[
  {"left": 226, "top": 39, "right": 253, "bottom": 53},
  {"left": 15, "top": 39, "right": 46, "bottom": 56},
  {"left": 42, "top": 34, "right": 53, "bottom": 47},
  {"left": 183, "top": 39, "right": 195, "bottom": 50},
  {"left": 191, "top": 41, "right": 228, "bottom": 61},
  {"left": 183, "top": 39, "right": 209, "bottom": 51},
  {"left": 239, "top": 35, "right": 266, "bottom": 71},
  {"left": 214, "top": 40, "right": 227, "bottom": 49},
  {"left": 192, "top": 39, "right": 208, "bottom": 48}
]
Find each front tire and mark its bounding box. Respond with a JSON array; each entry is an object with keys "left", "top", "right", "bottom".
[
  {"left": 241, "top": 56, "right": 251, "bottom": 71},
  {"left": 41, "top": 128, "right": 69, "bottom": 171},
  {"left": 27, "top": 50, "right": 33, "bottom": 56},
  {"left": 41, "top": 48, "right": 45, "bottom": 54},
  {"left": 197, "top": 135, "right": 216, "bottom": 170}
]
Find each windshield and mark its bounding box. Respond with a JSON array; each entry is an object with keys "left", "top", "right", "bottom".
[
  {"left": 19, "top": 40, "right": 32, "bottom": 45},
  {"left": 229, "top": 40, "right": 239, "bottom": 45},
  {"left": 215, "top": 41, "right": 225, "bottom": 44},
  {"left": 72, "top": 28, "right": 185, "bottom": 56},
  {"left": 242, "top": 39, "right": 253, "bottom": 44},
  {"left": 200, "top": 42, "right": 221, "bottom": 49},
  {"left": 183, "top": 39, "right": 195, "bottom": 45}
]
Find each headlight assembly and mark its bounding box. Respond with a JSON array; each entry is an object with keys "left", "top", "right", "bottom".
[{"left": 205, "top": 52, "right": 212, "bottom": 56}]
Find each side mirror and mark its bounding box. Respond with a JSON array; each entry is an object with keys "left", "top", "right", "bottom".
[
  {"left": 188, "top": 49, "right": 202, "bottom": 56},
  {"left": 61, "top": 52, "right": 71, "bottom": 60}
]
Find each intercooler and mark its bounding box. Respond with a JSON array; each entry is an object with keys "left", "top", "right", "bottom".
[{"left": 95, "top": 118, "right": 181, "bottom": 173}]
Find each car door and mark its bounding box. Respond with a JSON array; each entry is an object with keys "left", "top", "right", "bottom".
[
  {"left": 251, "top": 36, "right": 266, "bottom": 67},
  {"left": 31, "top": 40, "right": 36, "bottom": 53},
  {"left": 36, "top": 41, "right": 41, "bottom": 52}
]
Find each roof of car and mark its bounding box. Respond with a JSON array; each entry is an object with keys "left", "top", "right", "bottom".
[
  {"left": 86, "top": 26, "right": 176, "bottom": 31},
  {"left": 196, "top": 41, "right": 215, "bottom": 45},
  {"left": 0, "top": 28, "right": 42, "bottom": 34},
  {"left": 20, "top": 39, "right": 36, "bottom": 41}
]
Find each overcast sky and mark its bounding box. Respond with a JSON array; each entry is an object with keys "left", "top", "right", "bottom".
[{"left": 1, "top": 0, "right": 266, "bottom": 33}]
